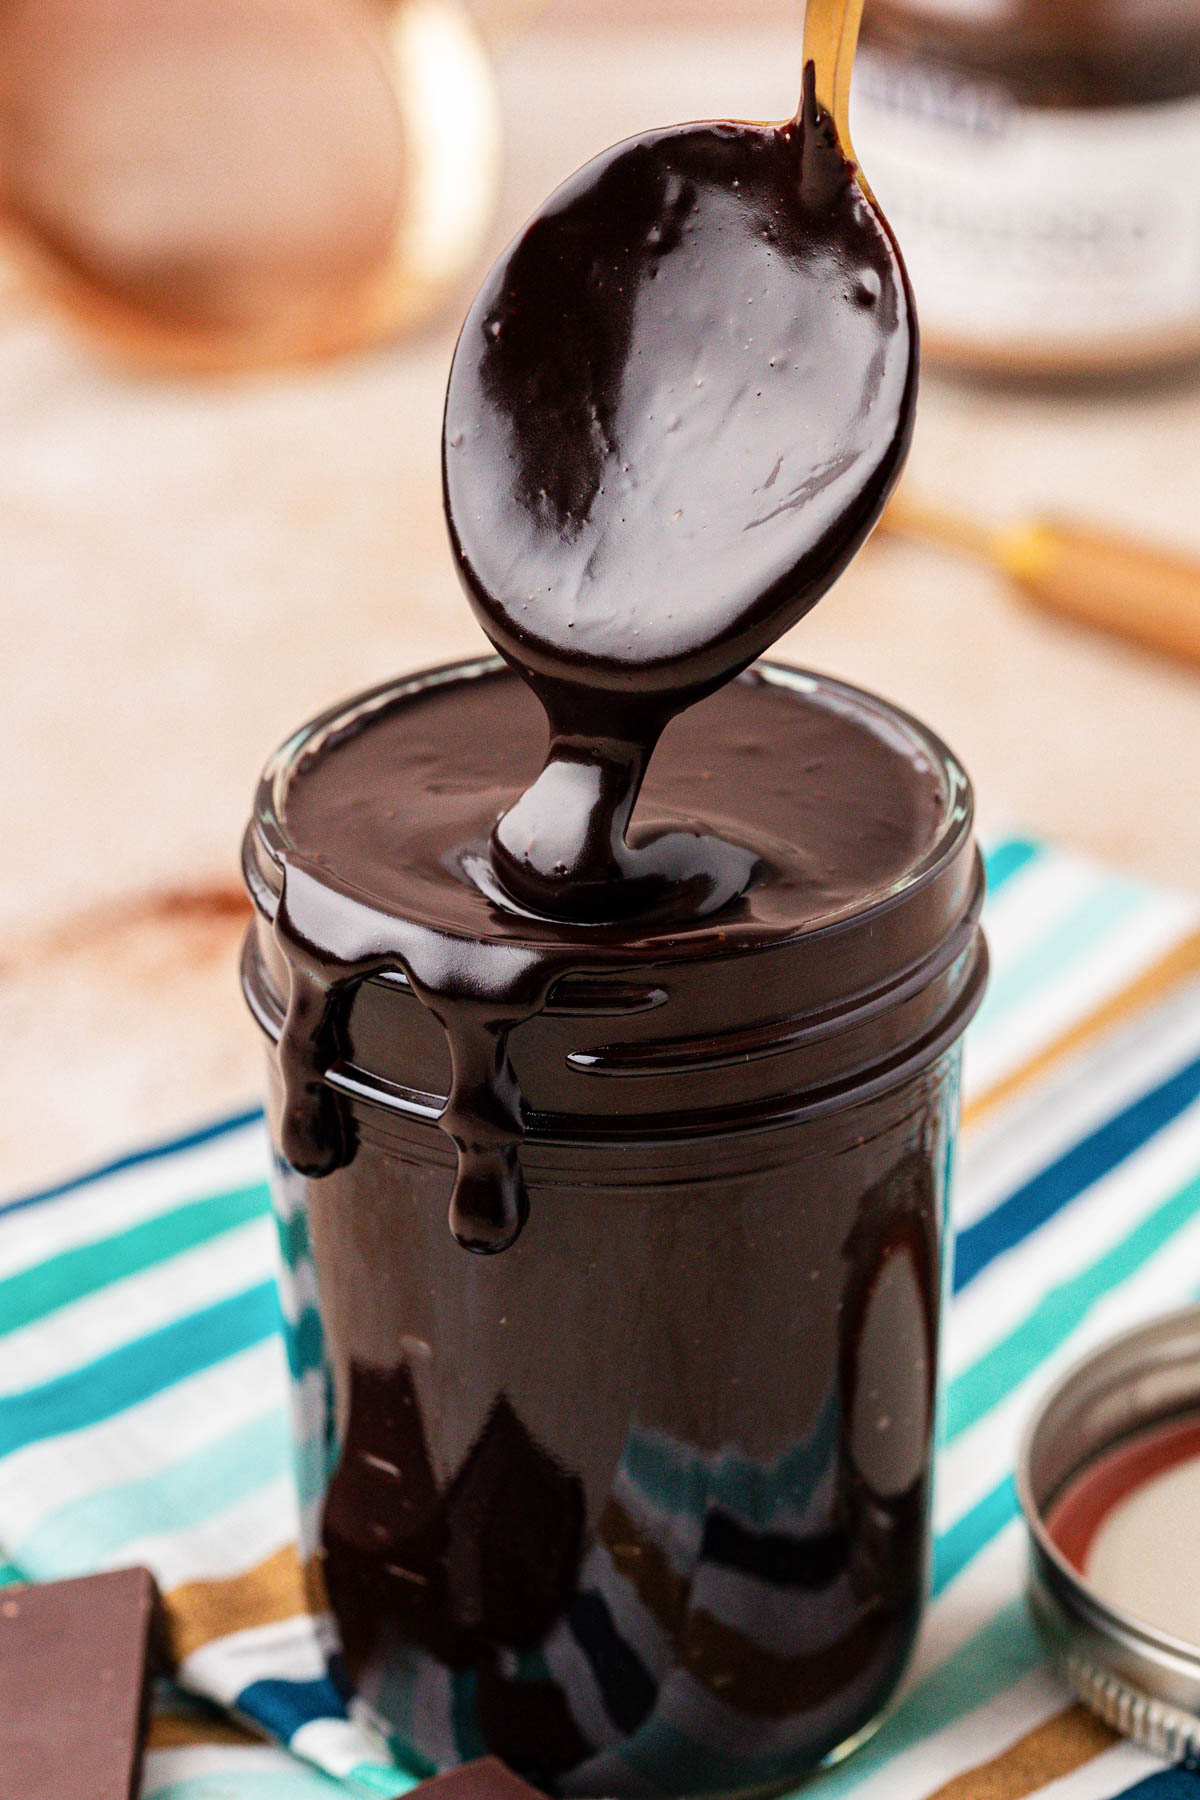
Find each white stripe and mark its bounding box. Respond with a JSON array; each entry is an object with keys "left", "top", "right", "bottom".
[
  {"left": 1030, "top": 1740, "right": 1165, "bottom": 1800},
  {"left": 542, "top": 1623, "right": 624, "bottom": 1753},
  {"left": 0, "top": 1338, "right": 286, "bottom": 1551},
  {"left": 180, "top": 1612, "right": 331, "bottom": 1703},
  {"left": 0, "top": 1122, "right": 268, "bottom": 1273},
  {"left": 916, "top": 1523, "right": 1026, "bottom": 1680},
  {"left": 353, "top": 1652, "right": 459, "bottom": 1773},
  {"left": 966, "top": 892, "right": 1197, "bottom": 1098},
  {"left": 843, "top": 1665, "right": 1070, "bottom": 1800},
  {"left": 140, "top": 1741, "right": 317, "bottom": 1792},
  {"left": 938, "top": 1201, "right": 1200, "bottom": 1531},
  {"left": 275, "top": 1250, "right": 322, "bottom": 1323},
  {"left": 955, "top": 979, "right": 1200, "bottom": 1231},
  {"left": 572, "top": 1539, "right": 674, "bottom": 1678},
  {"left": 974, "top": 851, "right": 1104, "bottom": 986},
  {"left": 947, "top": 1098, "right": 1200, "bottom": 1379},
  {"left": 0, "top": 1215, "right": 275, "bottom": 1392},
  {"left": 291, "top": 1716, "right": 403, "bottom": 1781},
  {"left": 268, "top": 1164, "right": 309, "bottom": 1226},
  {"left": 106, "top": 1473, "right": 299, "bottom": 1590}
]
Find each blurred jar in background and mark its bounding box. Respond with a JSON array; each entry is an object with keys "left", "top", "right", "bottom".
[
  {"left": 0, "top": 0, "right": 501, "bottom": 371},
  {"left": 851, "top": 0, "right": 1200, "bottom": 381}
]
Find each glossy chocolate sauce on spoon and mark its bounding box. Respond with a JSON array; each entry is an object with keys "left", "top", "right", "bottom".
[{"left": 270, "top": 58, "right": 916, "bottom": 1253}]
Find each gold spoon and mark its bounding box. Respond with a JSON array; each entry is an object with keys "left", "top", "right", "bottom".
[{"left": 802, "top": 0, "right": 868, "bottom": 167}]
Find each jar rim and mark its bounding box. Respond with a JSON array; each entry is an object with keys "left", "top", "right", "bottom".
[
  {"left": 247, "top": 654, "right": 976, "bottom": 964},
  {"left": 243, "top": 657, "right": 986, "bottom": 1136}
]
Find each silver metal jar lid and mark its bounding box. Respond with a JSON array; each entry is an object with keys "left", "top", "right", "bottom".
[{"left": 1017, "top": 1304, "right": 1200, "bottom": 1761}]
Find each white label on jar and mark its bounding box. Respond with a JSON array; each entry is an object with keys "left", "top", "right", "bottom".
[{"left": 850, "top": 52, "right": 1200, "bottom": 355}]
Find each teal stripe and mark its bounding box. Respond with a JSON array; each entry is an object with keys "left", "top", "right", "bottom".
[
  {"left": 13, "top": 1408, "right": 290, "bottom": 1577},
  {"left": 796, "top": 1603, "right": 1042, "bottom": 1800},
  {"left": 284, "top": 1307, "right": 326, "bottom": 1381},
  {"left": 0, "top": 1282, "right": 279, "bottom": 1457},
  {"left": 274, "top": 1209, "right": 311, "bottom": 1272},
  {"left": 983, "top": 837, "right": 1039, "bottom": 895},
  {"left": 0, "top": 1183, "right": 270, "bottom": 1336},
  {"left": 974, "top": 876, "right": 1148, "bottom": 1030},
  {"left": 450, "top": 1670, "right": 488, "bottom": 1762},
  {"left": 946, "top": 1170, "right": 1200, "bottom": 1441},
  {"left": 620, "top": 1396, "right": 838, "bottom": 1530},
  {"left": 346, "top": 1768, "right": 419, "bottom": 1796},
  {"left": 0, "top": 1562, "right": 23, "bottom": 1586},
  {"left": 295, "top": 1430, "right": 330, "bottom": 1512},
  {"left": 933, "top": 1477, "right": 1017, "bottom": 1594}
]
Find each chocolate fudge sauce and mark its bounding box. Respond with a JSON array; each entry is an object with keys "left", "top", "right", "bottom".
[
  {"left": 268, "top": 67, "right": 916, "bottom": 1255},
  {"left": 244, "top": 53, "right": 986, "bottom": 1796}
]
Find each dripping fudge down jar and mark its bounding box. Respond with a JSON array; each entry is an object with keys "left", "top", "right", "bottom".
[{"left": 241, "top": 657, "right": 987, "bottom": 1797}]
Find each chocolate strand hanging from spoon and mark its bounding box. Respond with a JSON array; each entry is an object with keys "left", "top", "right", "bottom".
[{"left": 444, "top": 0, "right": 915, "bottom": 923}]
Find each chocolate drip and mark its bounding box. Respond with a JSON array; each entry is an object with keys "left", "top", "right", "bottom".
[{"left": 274, "top": 858, "right": 566, "bottom": 1252}]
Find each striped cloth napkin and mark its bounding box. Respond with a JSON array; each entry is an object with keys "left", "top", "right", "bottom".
[{"left": 2, "top": 834, "right": 1200, "bottom": 1800}]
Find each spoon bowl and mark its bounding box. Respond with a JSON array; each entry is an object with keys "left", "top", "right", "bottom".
[
  {"left": 445, "top": 79, "right": 914, "bottom": 711},
  {"left": 443, "top": 48, "right": 916, "bottom": 919}
]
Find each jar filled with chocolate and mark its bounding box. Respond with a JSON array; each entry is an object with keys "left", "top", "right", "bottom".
[
  {"left": 851, "top": 0, "right": 1200, "bottom": 379},
  {"left": 242, "top": 656, "right": 986, "bottom": 1796},
  {"left": 242, "top": 51, "right": 988, "bottom": 1795}
]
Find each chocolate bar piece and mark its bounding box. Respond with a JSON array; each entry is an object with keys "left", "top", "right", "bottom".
[
  {"left": 416, "top": 1756, "right": 545, "bottom": 1800},
  {"left": 0, "top": 1566, "right": 159, "bottom": 1799}
]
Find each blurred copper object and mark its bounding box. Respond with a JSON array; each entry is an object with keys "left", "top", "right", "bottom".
[
  {"left": 0, "top": 0, "right": 501, "bottom": 370},
  {"left": 883, "top": 490, "right": 1200, "bottom": 671}
]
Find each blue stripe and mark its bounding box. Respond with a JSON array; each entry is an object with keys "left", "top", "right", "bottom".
[
  {"left": 14, "top": 1408, "right": 291, "bottom": 1576},
  {"left": 1115, "top": 1776, "right": 1200, "bottom": 1797},
  {"left": 0, "top": 1282, "right": 279, "bottom": 1456},
  {"left": 982, "top": 837, "right": 1039, "bottom": 895},
  {"left": 954, "top": 1052, "right": 1200, "bottom": 1291},
  {"left": 0, "top": 1106, "right": 264, "bottom": 1221},
  {"left": 237, "top": 1674, "right": 350, "bottom": 1740}
]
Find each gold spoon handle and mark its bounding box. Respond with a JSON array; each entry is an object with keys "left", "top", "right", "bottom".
[{"left": 801, "top": 0, "right": 867, "bottom": 148}]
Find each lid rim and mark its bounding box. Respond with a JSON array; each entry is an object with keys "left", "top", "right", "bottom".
[{"left": 1018, "top": 1303, "right": 1200, "bottom": 1746}]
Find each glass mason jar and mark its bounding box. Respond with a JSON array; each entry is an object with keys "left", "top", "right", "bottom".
[
  {"left": 241, "top": 657, "right": 987, "bottom": 1798},
  {"left": 852, "top": 0, "right": 1200, "bottom": 380}
]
